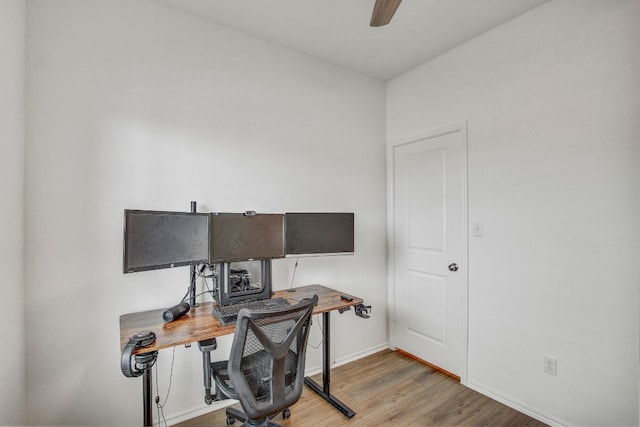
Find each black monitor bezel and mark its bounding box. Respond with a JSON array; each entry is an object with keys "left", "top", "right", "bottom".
[
  {"left": 123, "top": 209, "right": 210, "bottom": 273},
  {"left": 209, "top": 213, "right": 286, "bottom": 263},
  {"left": 285, "top": 212, "right": 355, "bottom": 256}
]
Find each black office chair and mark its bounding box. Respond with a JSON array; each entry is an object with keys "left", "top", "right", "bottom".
[{"left": 210, "top": 295, "right": 318, "bottom": 426}]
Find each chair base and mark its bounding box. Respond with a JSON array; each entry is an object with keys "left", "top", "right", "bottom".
[{"left": 225, "top": 406, "right": 290, "bottom": 427}]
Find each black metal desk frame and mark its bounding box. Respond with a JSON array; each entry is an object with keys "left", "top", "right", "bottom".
[{"left": 303, "top": 310, "right": 356, "bottom": 418}]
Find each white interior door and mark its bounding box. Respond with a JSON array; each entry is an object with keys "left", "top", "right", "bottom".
[{"left": 392, "top": 124, "right": 467, "bottom": 378}]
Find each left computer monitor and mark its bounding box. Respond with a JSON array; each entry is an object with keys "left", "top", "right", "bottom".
[{"left": 123, "top": 209, "right": 210, "bottom": 273}]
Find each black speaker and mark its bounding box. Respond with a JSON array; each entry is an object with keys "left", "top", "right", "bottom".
[{"left": 162, "top": 301, "right": 190, "bottom": 322}]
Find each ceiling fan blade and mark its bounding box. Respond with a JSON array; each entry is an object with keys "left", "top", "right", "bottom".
[{"left": 370, "top": 0, "right": 402, "bottom": 27}]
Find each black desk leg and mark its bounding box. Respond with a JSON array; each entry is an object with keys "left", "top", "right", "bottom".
[
  {"left": 304, "top": 311, "right": 356, "bottom": 419},
  {"left": 143, "top": 368, "right": 153, "bottom": 427}
]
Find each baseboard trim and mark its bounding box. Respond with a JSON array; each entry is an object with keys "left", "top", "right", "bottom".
[
  {"left": 464, "top": 380, "right": 567, "bottom": 427},
  {"left": 304, "top": 342, "right": 390, "bottom": 377},
  {"left": 165, "top": 399, "right": 235, "bottom": 427},
  {"left": 164, "top": 342, "right": 390, "bottom": 426}
]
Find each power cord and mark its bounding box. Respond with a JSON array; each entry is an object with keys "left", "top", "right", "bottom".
[
  {"left": 288, "top": 258, "right": 299, "bottom": 292},
  {"left": 154, "top": 347, "right": 176, "bottom": 427},
  {"left": 196, "top": 263, "right": 217, "bottom": 301},
  {"left": 307, "top": 313, "right": 324, "bottom": 350}
]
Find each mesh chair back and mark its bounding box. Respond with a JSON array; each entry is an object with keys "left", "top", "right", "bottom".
[{"left": 228, "top": 295, "right": 318, "bottom": 421}]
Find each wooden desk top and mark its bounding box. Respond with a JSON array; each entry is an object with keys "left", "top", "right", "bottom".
[{"left": 119, "top": 284, "right": 363, "bottom": 354}]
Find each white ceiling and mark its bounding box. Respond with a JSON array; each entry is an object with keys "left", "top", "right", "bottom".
[{"left": 149, "top": 0, "right": 549, "bottom": 81}]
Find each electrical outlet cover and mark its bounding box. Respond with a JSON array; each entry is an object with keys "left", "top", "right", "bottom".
[{"left": 544, "top": 355, "right": 557, "bottom": 376}]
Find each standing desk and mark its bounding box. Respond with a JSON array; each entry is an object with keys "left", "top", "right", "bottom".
[{"left": 119, "top": 284, "right": 365, "bottom": 426}]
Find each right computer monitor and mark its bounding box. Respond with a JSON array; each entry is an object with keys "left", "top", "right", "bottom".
[{"left": 285, "top": 212, "right": 354, "bottom": 256}]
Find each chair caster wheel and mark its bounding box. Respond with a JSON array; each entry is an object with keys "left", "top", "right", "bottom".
[
  {"left": 282, "top": 408, "right": 291, "bottom": 419},
  {"left": 226, "top": 416, "right": 235, "bottom": 425}
]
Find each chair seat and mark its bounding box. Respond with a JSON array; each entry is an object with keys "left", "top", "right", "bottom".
[{"left": 211, "top": 349, "right": 299, "bottom": 404}]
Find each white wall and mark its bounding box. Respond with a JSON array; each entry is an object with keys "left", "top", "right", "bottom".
[
  {"left": 387, "top": 1, "right": 640, "bottom": 426},
  {"left": 25, "top": 0, "right": 387, "bottom": 425},
  {"left": 0, "top": 0, "right": 26, "bottom": 425}
]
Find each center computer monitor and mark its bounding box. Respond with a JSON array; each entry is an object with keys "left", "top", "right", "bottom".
[{"left": 209, "top": 213, "right": 286, "bottom": 263}]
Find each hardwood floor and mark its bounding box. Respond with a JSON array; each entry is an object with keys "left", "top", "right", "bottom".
[{"left": 175, "top": 349, "right": 547, "bottom": 427}]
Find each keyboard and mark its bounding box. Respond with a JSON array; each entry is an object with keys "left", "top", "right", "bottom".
[{"left": 213, "top": 297, "right": 291, "bottom": 326}]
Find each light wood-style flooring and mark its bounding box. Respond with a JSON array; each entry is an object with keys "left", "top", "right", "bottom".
[{"left": 175, "top": 349, "right": 547, "bottom": 426}]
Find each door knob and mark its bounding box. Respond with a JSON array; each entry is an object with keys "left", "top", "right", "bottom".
[{"left": 448, "top": 263, "right": 459, "bottom": 272}]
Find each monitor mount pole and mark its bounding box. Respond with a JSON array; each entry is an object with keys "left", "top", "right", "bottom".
[{"left": 189, "top": 200, "right": 198, "bottom": 307}]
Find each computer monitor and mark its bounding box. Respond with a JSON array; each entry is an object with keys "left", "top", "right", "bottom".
[
  {"left": 209, "top": 213, "right": 286, "bottom": 263},
  {"left": 285, "top": 212, "right": 355, "bottom": 256},
  {"left": 123, "top": 209, "right": 210, "bottom": 273}
]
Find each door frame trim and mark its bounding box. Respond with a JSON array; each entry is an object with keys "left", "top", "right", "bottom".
[{"left": 386, "top": 121, "right": 469, "bottom": 384}]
